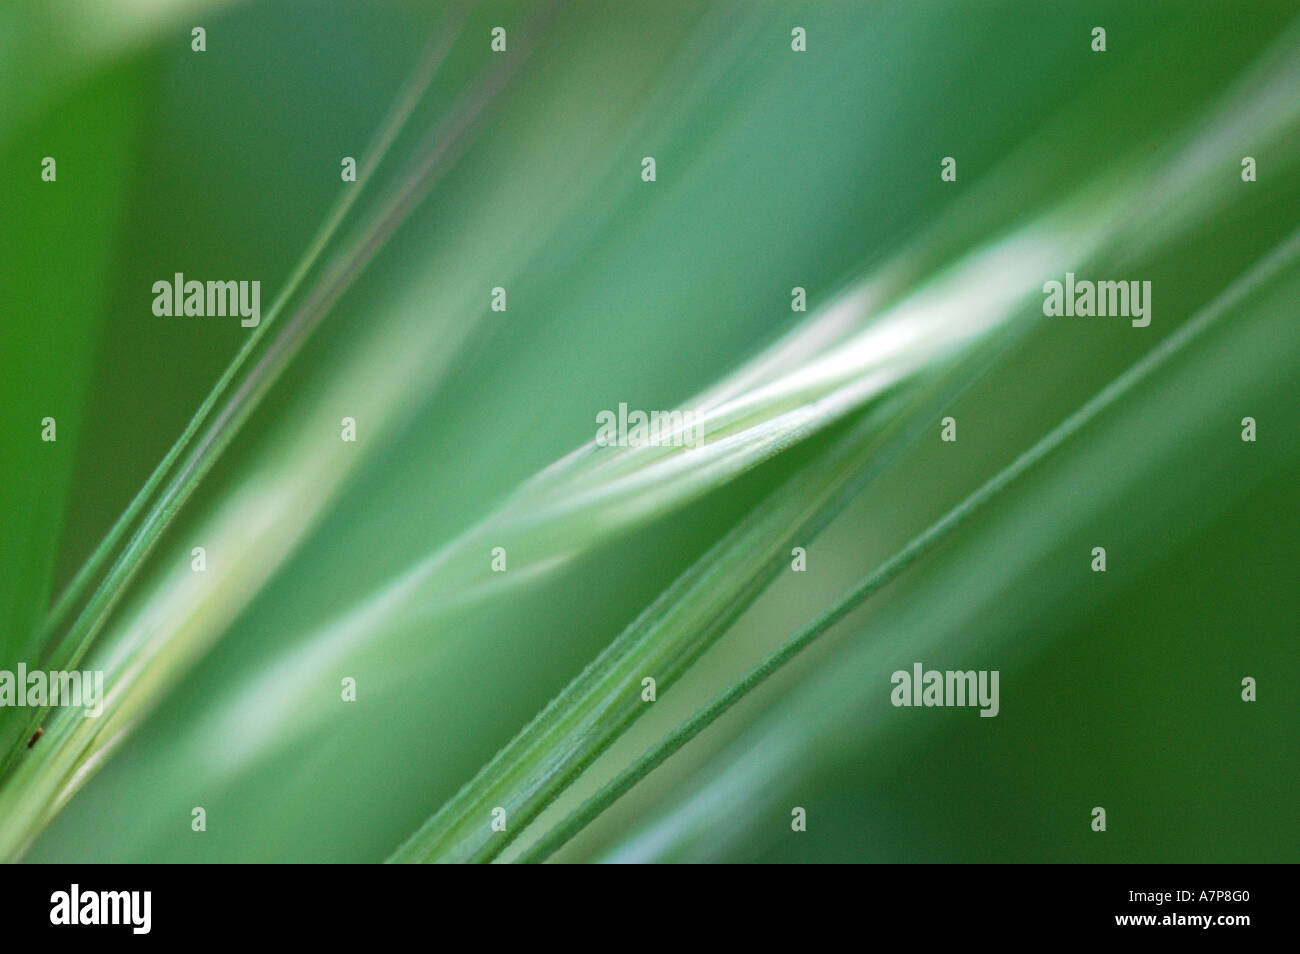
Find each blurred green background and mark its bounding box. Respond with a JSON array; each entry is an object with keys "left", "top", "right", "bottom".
[{"left": 1, "top": 0, "right": 1296, "bottom": 862}]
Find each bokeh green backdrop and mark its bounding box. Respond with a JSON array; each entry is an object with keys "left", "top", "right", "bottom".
[{"left": 1, "top": 0, "right": 1296, "bottom": 862}]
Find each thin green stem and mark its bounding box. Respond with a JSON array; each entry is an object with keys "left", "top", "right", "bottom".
[
  {"left": 387, "top": 308, "right": 1037, "bottom": 864},
  {"left": 515, "top": 226, "right": 1300, "bottom": 863},
  {"left": 31, "top": 18, "right": 463, "bottom": 653},
  {"left": 0, "top": 12, "right": 469, "bottom": 782}
]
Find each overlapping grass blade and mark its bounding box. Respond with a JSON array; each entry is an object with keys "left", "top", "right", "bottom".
[{"left": 513, "top": 225, "right": 1300, "bottom": 863}]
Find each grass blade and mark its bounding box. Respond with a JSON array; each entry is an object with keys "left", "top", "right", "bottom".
[{"left": 513, "top": 225, "right": 1300, "bottom": 863}]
